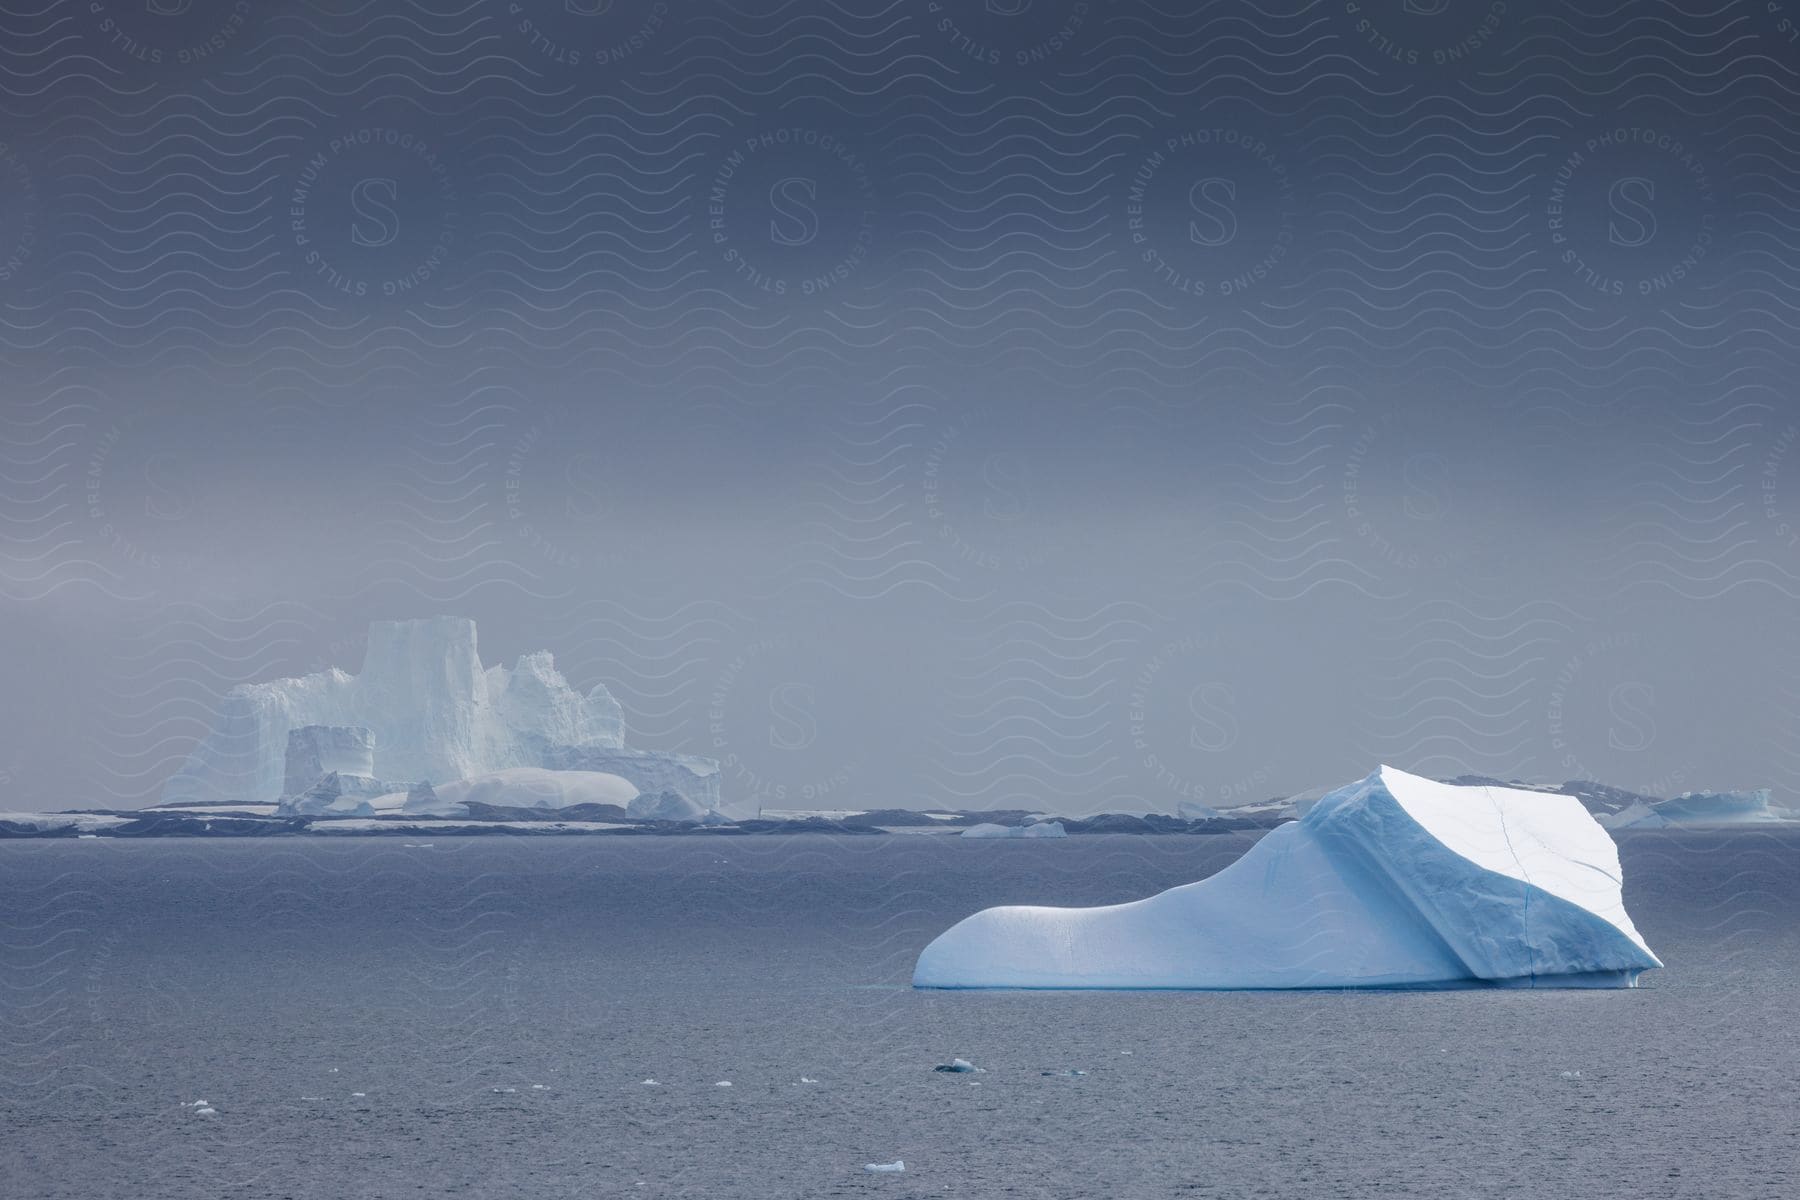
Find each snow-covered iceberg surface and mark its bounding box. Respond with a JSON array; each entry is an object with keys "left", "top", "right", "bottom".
[{"left": 913, "top": 766, "right": 1662, "bottom": 991}]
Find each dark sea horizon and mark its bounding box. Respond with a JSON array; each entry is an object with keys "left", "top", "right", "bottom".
[{"left": 3, "top": 830, "right": 1797, "bottom": 1199}]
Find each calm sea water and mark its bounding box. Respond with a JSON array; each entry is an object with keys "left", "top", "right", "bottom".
[{"left": 3, "top": 831, "right": 1797, "bottom": 1199}]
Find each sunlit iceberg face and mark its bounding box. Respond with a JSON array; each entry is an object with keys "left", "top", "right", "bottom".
[{"left": 913, "top": 766, "right": 1662, "bottom": 991}]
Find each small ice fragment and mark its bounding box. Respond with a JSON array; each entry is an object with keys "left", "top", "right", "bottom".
[
  {"left": 714, "top": 1081, "right": 732, "bottom": 1087},
  {"left": 641, "top": 1079, "right": 659, "bottom": 1086},
  {"left": 1040, "top": 1069, "right": 1087, "bottom": 1077},
  {"left": 933, "top": 1057, "right": 981, "bottom": 1073},
  {"left": 864, "top": 1161, "right": 904, "bottom": 1173},
  {"left": 798, "top": 1077, "right": 818, "bottom": 1084},
  {"left": 1559, "top": 1070, "right": 1583, "bottom": 1079},
  {"left": 350, "top": 1092, "right": 366, "bottom": 1098},
  {"left": 531, "top": 1084, "right": 548, "bottom": 1090},
  {"left": 193, "top": 1106, "right": 216, "bottom": 1116},
  {"left": 491, "top": 1087, "right": 516, "bottom": 1093}
]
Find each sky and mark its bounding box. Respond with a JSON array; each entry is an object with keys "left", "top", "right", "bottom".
[{"left": 1, "top": 1, "right": 1798, "bottom": 813}]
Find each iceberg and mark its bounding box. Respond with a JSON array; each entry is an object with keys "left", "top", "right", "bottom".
[
  {"left": 282, "top": 726, "right": 374, "bottom": 797},
  {"left": 913, "top": 766, "right": 1661, "bottom": 991},
  {"left": 1651, "top": 788, "right": 1789, "bottom": 825},
  {"left": 959, "top": 821, "right": 1067, "bottom": 839},
  {"left": 162, "top": 617, "right": 719, "bottom": 811},
  {"left": 280, "top": 771, "right": 396, "bottom": 817}
]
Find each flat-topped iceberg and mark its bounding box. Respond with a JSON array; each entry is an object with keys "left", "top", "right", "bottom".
[
  {"left": 162, "top": 617, "right": 720, "bottom": 813},
  {"left": 913, "top": 765, "right": 1661, "bottom": 990}
]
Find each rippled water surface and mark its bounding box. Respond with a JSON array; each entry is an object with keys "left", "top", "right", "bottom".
[{"left": 3, "top": 831, "right": 1797, "bottom": 1198}]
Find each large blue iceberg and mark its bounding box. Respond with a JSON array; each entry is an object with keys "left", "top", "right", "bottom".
[{"left": 913, "top": 766, "right": 1662, "bottom": 990}]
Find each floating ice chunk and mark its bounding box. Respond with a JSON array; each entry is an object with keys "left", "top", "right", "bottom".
[
  {"left": 798, "top": 1077, "right": 819, "bottom": 1084},
  {"left": 531, "top": 1084, "right": 548, "bottom": 1090},
  {"left": 960, "top": 821, "right": 1066, "bottom": 839},
  {"left": 915, "top": 766, "right": 1662, "bottom": 990},
  {"left": 863, "top": 1161, "right": 904, "bottom": 1173},
  {"left": 491, "top": 1087, "right": 516, "bottom": 1094},
  {"left": 933, "top": 1058, "right": 982, "bottom": 1073},
  {"left": 714, "top": 1081, "right": 732, "bottom": 1087},
  {"left": 1040, "top": 1069, "right": 1087, "bottom": 1076},
  {"left": 1560, "top": 1070, "right": 1583, "bottom": 1079}
]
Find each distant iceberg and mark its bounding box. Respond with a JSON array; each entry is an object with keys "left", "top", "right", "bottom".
[
  {"left": 959, "top": 821, "right": 1067, "bottom": 839},
  {"left": 163, "top": 617, "right": 720, "bottom": 813},
  {"left": 1651, "top": 788, "right": 1790, "bottom": 826},
  {"left": 914, "top": 766, "right": 1662, "bottom": 991}
]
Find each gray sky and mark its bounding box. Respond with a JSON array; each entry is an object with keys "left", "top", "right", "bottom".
[{"left": 1, "top": 2, "right": 1797, "bottom": 812}]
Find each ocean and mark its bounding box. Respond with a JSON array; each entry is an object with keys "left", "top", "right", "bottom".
[{"left": 3, "top": 831, "right": 1796, "bottom": 1198}]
